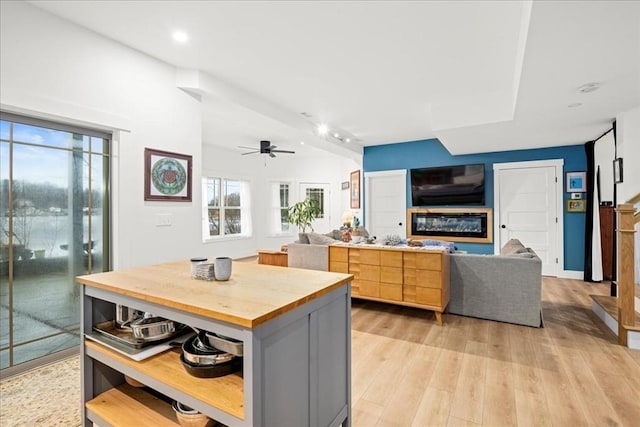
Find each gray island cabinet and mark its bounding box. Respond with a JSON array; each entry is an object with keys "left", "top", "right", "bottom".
[{"left": 77, "top": 261, "right": 352, "bottom": 427}]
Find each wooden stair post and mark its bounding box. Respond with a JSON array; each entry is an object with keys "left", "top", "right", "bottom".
[{"left": 616, "top": 203, "right": 636, "bottom": 345}]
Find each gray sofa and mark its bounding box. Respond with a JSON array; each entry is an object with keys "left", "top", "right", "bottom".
[{"left": 448, "top": 239, "right": 543, "bottom": 327}]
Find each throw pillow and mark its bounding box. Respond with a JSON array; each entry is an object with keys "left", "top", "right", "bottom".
[
  {"left": 307, "top": 232, "right": 339, "bottom": 245},
  {"left": 500, "top": 238, "right": 524, "bottom": 255}
]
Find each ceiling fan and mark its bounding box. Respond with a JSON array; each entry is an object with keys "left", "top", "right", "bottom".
[{"left": 239, "top": 140, "right": 295, "bottom": 158}]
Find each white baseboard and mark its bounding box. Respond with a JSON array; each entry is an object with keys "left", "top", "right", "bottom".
[
  {"left": 591, "top": 300, "right": 640, "bottom": 350},
  {"left": 559, "top": 270, "right": 584, "bottom": 280},
  {"left": 629, "top": 331, "right": 640, "bottom": 350},
  {"left": 592, "top": 300, "right": 618, "bottom": 335}
]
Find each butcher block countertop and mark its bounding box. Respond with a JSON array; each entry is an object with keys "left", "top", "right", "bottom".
[{"left": 76, "top": 261, "right": 352, "bottom": 328}]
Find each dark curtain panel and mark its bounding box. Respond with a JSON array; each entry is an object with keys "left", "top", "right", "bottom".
[
  {"left": 583, "top": 141, "right": 596, "bottom": 282},
  {"left": 611, "top": 121, "right": 618, "bottom": 296}
]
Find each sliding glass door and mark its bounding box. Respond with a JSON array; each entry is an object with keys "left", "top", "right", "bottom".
[{"left": 0, "top": 113, "right": 110, "bottom": 374}]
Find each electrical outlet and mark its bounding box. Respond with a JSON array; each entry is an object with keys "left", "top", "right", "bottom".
[{"left": 156, "top": 213, "right": 172, "bottom": 226}]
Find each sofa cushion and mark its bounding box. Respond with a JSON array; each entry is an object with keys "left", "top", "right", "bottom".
[
  {"left": 298, "top": 233, "right": 310, "bottom": 244},
  {"left": 307, "top": 232, "right": 339, "bottom": 245}
]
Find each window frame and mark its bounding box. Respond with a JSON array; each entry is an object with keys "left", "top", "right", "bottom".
[
  {"left": 268, "top": 181, "right": 294, "bottom": 237},
  {"left": 202, "top": 176, "right": 252, "bottom": 242}
]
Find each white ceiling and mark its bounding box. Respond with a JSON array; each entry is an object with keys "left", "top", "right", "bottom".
[{"left": 29, "top": 0, "right": 640, "bottom": 157}]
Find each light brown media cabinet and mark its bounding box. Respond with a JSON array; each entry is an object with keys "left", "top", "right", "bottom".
[{"left": 329, "top": 245, "right": 450, "bottom": 325}]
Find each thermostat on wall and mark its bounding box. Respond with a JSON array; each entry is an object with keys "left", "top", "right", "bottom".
[{"left": 571, "top": 193, "right": 582, "bottom": 200}]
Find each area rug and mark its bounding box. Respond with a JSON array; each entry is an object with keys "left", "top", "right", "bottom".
[{"left": 0, "top": 356, "right": 80, "bottom": 426}]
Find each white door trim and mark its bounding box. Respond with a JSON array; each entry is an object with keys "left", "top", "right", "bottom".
[
  {"left": 364, "top": 169, "right": 407, "bottom": 231},
  {"left": 493, "top": 159, "right": 564, "bottom": 275}
]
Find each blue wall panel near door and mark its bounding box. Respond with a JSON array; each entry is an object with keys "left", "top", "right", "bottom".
[{"left": 363, "top": 139, "right": 587, "bottom": 272}]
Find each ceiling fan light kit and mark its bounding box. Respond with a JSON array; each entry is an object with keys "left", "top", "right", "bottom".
[{"left": 239, "top": 140, "right": 295, "bottom": 157}]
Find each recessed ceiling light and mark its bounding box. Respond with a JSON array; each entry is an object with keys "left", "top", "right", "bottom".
[
  {"left": 345, "top": 138, "right": 351, "bottom": 143},
  {"left": 568, "top": 102, "right": 582, "bottom": 108},
  {"left": 333, "top": 133, "right": 340, "bottom": 138},
  {"left": 300, "top": 141, "right": 305, "bottom": 145},
  {"left": 578, "top": 82, "right": 600, "bottom": 93},
  {"left": 172, "top": 31, "right": 189, "bottom": 43},
  {"left": 317, "top": 124, "right": 329, "bottom": 136}
]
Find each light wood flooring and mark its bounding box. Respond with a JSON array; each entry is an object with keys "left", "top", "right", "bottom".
[
  {"left": 350, "top": 277, "right": 640, "bottom": 427},
  {"left": 2, "top": 275, "right": 639, "bottom": 426}
]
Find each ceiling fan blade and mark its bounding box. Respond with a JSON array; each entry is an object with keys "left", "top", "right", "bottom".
[
  {"left": 269, "top": 152, "right": 276, "bottom": 158},
  {"left": 271, "top": 149, "right": 295, "bottom": 154},
  {"left": 241, "top": 150, "right": 259, "bottom": 155},
  {"left": 238, "top": 145, "right": 256, "bottom": 150}
]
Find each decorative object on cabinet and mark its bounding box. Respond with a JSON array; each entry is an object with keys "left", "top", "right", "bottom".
[
  {"left": 350, "top": 170, "right": 361, "bottom": 209},
  {"left": 613, "top": 157, "right": 623, "bottom": 183},
  {"left": 566, "top": 171, "right": 587, "bottom": 192},
  {"left": 567, "top": 199, "right": 587, "bottom": 213},
  {"left": 144, "top": 148, "right": 192, "bottom": 201}
]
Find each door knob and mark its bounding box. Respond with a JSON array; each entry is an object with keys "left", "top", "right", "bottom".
[
  {"left": 398, "top": 222, "right": 403, "bottom": 226},
  {"left": 501, "top": 224, "right": 506, "bottom": 229}
]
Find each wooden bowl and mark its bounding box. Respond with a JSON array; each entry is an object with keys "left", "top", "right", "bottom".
[
  {"left": 172, "top": 401, "right": 214, "bottom": 427},
  {"left": 123, "top": 375, "right": 145, "bottom": 388}
]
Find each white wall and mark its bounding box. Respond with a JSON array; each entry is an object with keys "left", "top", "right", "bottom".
[
  {"left": 0, "top": 1, "right": 359, "bottom": 268},
  {"left": 202, "top": 145, "right": 359, "bottom": 259},
  {"left": 616, "top": 106, "right": 640, "bottom": 204}
]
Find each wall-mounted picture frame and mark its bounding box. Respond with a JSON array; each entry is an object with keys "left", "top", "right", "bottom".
[
  {"left": 144, "top": 148, "right": 192, "bottom": 202},
  {"left": 567, "top": 199, "right": 587, "bottom": 213},
  {"left": 350, "top": 170, "right": 360, "bottom": 209},
  {"left": 613, "top": 157, "right": 623, "bottom": 183},
  {"left": 341, "top": 181, "right": 349, "bottom": 190},
  {"left": 566, "top": 171, "right": 587, "bottom": 192}
]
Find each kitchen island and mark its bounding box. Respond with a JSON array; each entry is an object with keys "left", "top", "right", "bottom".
[{"left": 77, "top": 261, "right": 352, "bottom": 427}]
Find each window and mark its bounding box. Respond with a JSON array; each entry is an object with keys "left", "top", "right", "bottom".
[
  {"left": 305, "top": 187, "right": 325, "bottom": 218},
  {"left": 203, "top": 177, "right": 251, "bottom": 239},
  {"left": 0, "top": 112, "right": 110, "bottom": 374},
  {"left": 270, "top": 182, "right": 291, "bottom": 234}
]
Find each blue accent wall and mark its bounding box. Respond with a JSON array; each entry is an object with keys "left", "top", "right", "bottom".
[{"left": 363, "top": 139, "right": 587, "bottom": 271}]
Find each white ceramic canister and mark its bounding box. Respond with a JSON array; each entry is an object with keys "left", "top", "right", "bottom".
[
  {"left": 214, "top": 257, "right": 232, "bottom": 281},
  {"left": 190, "top": 257, "right": 208, "bottom": 277}
]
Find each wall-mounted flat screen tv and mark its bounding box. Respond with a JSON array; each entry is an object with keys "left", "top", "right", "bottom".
[{"left": 410, "top": 163, "right": 485, "bottom": 206}]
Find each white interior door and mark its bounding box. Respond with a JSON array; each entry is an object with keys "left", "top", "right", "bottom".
[
  {"left": 364, "top": 170, "right": 407, "bottom": 239},
  {"left": 299, "top": 183, "right": 331, "bottom": 233},
  {"left": 494, "top": 160, "right": 563, "bottom": 276}
]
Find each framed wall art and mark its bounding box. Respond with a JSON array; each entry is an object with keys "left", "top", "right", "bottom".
[
  {"left": 566, "top": 171, "right": 587, "bottom": 192},
  {"left": 144, "top": 148, "right": 192, "bottom": 201},
  {"left": 567, "top": 199, "right": 587, "bottom": 213},
  {"left": 350, "top": 170, "right": 360, "bottom": 209}
]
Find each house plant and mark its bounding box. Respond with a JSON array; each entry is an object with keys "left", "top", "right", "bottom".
[{"left": 288, "top": 198, "right": 322, "bottom": 240}]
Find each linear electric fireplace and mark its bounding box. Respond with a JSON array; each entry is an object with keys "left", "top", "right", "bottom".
[{"left": 406, "top": 208, "right": 493, "bottom": 243}]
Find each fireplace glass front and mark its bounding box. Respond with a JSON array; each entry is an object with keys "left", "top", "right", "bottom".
[{"left": 411, "top": 212, "right": 487, "bottom": 239}]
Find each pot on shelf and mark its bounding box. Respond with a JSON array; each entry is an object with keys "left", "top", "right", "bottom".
[{"left": 130, "top": 313, "right": 176, "bottom": 341}]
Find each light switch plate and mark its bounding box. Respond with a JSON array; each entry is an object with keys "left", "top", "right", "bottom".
[{"left": 155, "top": 213, "right": 172, "bottom": 226}]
